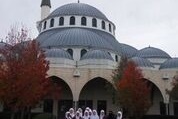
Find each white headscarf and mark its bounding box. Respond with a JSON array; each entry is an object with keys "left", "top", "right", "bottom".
[
  {"left": 91, "top": 110, "right": 99, "bottom": 119},
  {"left": 99, "top": 110, "right": 105, "bottom": 119},
  {"left": 65, "top": 111, "right": 71, "bottom": 119},
  {"left": 83, "top": 110, "right": 89, "bottom": 119},
  {"left": 75, "top": 111, "right": 81, "bottom": 119},
  {"left": 88, "top": 109, "right": 93, "bottom": 118},
  {"left": 78, "top": 108, "right": 83, "bottom": 117},
  {"left": 69, "top": 108, "right": 75, "bottom": 118},
  {"left": 116, "top": 111, "right": 122, "bottom": 119},
  {"left": 86, "top": 107, "right": 90, "bottom": 112}
]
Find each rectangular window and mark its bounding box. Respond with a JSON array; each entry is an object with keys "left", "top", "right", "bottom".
[{"left": 79, "top": 100, "right": 93, "bottom": 110}]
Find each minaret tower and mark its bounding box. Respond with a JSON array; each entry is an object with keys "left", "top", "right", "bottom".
[{"left": 41, "top": 0, "right": 51, "bottom": 20}]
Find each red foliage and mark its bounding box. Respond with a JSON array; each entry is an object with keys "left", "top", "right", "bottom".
[
  {"left": 0, "top": 40, "right": 50, "bottom": 110},
  {"left": 116, "top": 61, "right": 151, "bottom": 118}
]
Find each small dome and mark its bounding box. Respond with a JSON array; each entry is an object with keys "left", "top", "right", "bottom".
[
  {"left": 131, "top": 57, "right": 154, "bottom": 68},
  {"left": 136, "top": 47, "right": 171, "bottom": 59},
  {"left": 45, "top": 49, "right": 73, "bottom": 59},
  {"left": 48, "top": 3, "right": 108, "bottom": 20},
  {"left": 160, "top": 58, "right": 178, "bottom": 69},
  {"left": 81, "top": 50, "right": 114, "bottom": 60},
  {"left": 120, "top": 43, "right": 138, "bottom": 58},
  {"left": 0, "top": 42, "right": 10, "bottom": 49}
]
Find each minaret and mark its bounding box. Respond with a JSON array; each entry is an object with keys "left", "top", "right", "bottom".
[{"left": 41, "top": 0, "right": 51, "bottom": 20}]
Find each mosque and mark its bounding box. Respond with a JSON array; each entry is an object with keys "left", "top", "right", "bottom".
[{"left": 1, "top": 0, "right": 178, "bottom": 118}]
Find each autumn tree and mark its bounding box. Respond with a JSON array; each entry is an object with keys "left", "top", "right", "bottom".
[
  {"left": 113, "top": 58, "right": 151, "bottom": 119},
  {"left": 0, "top": 27, "right": 51, "bottom": 119}
]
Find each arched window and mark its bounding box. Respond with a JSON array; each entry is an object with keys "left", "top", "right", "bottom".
[
  {"left": 67, "top": 49, "right": 73, "bottom": 57},
  {"left": 50, "top": 18, "right": 54, "bottom": 27},
  {"left": 43, "top": 21, "right": 47, "bottom": 30},
  {"left": 81, "top": 17, "right": 87, "bottom": 26},
  {"left": 109, "top": 24, "right": 112, "bottom": 32},
  {"left": 81, "top": 49, "right": 87, "bottom": 58},
  {"left": 92, "top": 18, "right": 97, "bottom": 27},
  {"left": 115, "top": 55, "right": 118, "bottom": 62},
  {"left": 59, "top": 17, "right": 64, "bottom": 26},
  {"left": 102, "top": 21, "right": 105, "bottom": 29},
  {"left": 70, "top": 16, "right": 75, "bottom": 25}
]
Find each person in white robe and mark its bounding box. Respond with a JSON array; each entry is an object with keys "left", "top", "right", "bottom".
[
  {"left": 83, "top": 110, "right": 90, "bottom": 119},
  {"left": 99, "top": 110, "right": 105, "bottom": 119},
  {"left": 69, "top": 108, "right": 75, "bottom": 118},
  {"left": 65, "top": 111, "right": 72, "bottom": 119},
  {"left": 116, "top": 111, "right": 122, "bottom": 119},
  {"left": 73, "top": 111, "right": 82, "bottom": 119},
  {"left": 91, "top": 110, "right": 99, "bottom": 119},
  {"left": 78, "top": 108, "right": 83, "bottom": 117},
  {"left": 88, "top": 109, "right": 93, "bottom": 118}
]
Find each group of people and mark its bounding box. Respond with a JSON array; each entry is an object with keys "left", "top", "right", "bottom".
[{"left": 65, "top": 107, "right": 122, "bottom": 119}]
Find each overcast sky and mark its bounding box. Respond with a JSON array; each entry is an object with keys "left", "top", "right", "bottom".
[{"left": 0, "top": 0, "right": 178, "bottom": 57}]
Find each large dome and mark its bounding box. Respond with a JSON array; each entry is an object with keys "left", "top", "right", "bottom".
[
  {"left": 48, "top": 3, "right": 108, "bottom": 21},
  {"left": 37, "top": 28, "right": 121, "bottom": 53},
  {"left": 136, "top": 47, "right": 171, "bottom": 59}
]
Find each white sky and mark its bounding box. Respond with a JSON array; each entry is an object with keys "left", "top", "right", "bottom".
[{"left": 0, "top": 0, "right": 178, "bottom": 57}]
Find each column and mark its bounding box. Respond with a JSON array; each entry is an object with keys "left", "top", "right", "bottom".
[{"left": 73, "top": 101, "right": 78, "bottom": 111}]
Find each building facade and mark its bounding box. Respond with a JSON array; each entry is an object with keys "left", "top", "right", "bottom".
[{"left": 1, "top": 0, "right": 178, "bottom": 118}]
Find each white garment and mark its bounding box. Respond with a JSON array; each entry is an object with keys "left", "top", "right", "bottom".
[
  {"left": 99, "top": 110, "right": 105, "bottom": 119},
  {"left": 91, "top": 115, "right": 99, "bottom": 119},
  {"left": 75, "top": 111, "right": 81, "bottom": 119},
  {"left": 83, "top": 110, "right": 89, "bottom": 119},
  {"left": 91, "top": 110, "right": 99, "bottom": 119},
  {"left": 88, "top": 109, "right": 93, "bottom": 118},
  {"left": 69, "top": 108, "right": 75, "bottom": 118},
  {"left": 116, "top": 111, "right": 122, "bottom": 119},
  {"left": 65, "top": 111, "right": 72, "bottom": 119},
  {"left": 78, "top": 108, "right": 83, "bottom": 117}
]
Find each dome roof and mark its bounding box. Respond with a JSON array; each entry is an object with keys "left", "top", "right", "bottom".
[
  {"left": 160, "top": 58, "right": 178, "bottom": 69},
  {"left": 130, "top": 57, "right": 154, "bottom": 68},
  {"left": 81, "top": 50, "right": 114, "bottom": 60},
  {"left": 0, "top": 42, "right": 10, "bottom": 49},
  {"left": 120, "top": 43, "right": 138, "bottom": 58},
  {"left": 136, "top": 47, "right": 171, "bottom": 59},
  {"left": 45, "top": 48, "right": 73, "bottom": 59},
  {"left": 37, "top": 28, "right": 117, "bottom": 52},
  {"left": 48, "top": 3, "right": 108, "bottom": 21}
]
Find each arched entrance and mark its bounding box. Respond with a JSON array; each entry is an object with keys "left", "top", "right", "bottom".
[
  {"left": 44, "top": 76, "right": 73, "bottom": 119},
  {"left": 145, "top": 79, "right": 165, "bottom": 115},
  {"left": 79, "top": 77, "right": 117, "bottom": 114}
]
